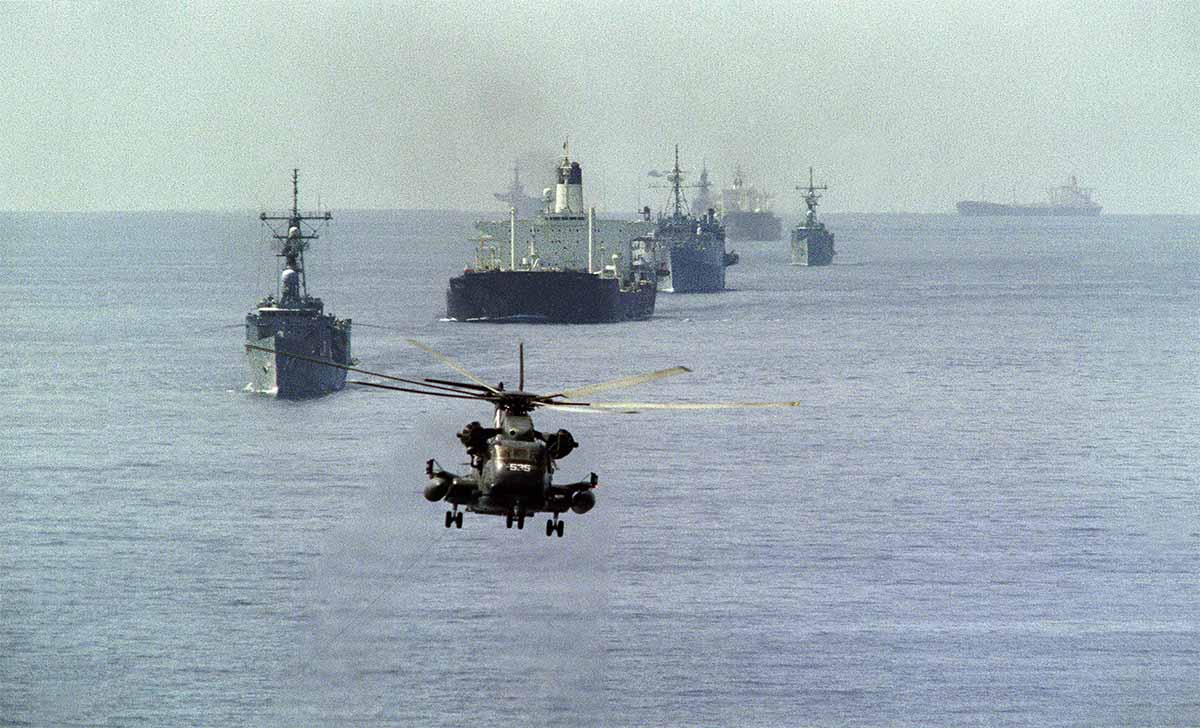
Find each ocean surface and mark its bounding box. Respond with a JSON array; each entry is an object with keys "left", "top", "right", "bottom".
[{"left": 2, "top": 210, "right": 1197, "bottom": 727}]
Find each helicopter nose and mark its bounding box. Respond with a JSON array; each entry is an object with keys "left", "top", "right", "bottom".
[{"left": 491, "top": 465, "right": 540, "bottom": 496}]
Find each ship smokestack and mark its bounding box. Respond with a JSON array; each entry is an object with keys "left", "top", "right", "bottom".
[{"left": 554, "top": 153, "right": 584, "bottom": 214}]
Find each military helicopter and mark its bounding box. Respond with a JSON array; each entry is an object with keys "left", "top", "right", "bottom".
[{"left": 246, "top": 340, "right": 800, "bottom": 537}]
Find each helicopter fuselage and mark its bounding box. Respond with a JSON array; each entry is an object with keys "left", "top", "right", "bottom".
[
  {"left": 425, "top": 409, "right": 595, "bottom": 533},
  {"left": 478, "top": 436, "right": 552, "bottom": 505}
]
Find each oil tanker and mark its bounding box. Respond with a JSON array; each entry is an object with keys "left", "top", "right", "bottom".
[{"left": 448, "top": 148, "right": 656, "bottom": 323}]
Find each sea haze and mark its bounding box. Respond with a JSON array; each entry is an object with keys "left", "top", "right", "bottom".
[{"left": 2, "top": 211, "right": 1197, "bottom": 726}]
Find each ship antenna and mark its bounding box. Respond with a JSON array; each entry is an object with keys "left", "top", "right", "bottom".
[
  {"left": 798, "top": 166, "right": 828, "bottom": 219},
  {"left": 671, "top": 144, "right": 684, "bottom": 218},
  {"left": 292, "top": 168, "right": 305, "bottom": 296},
  {"left": 260, "top": 168, "right": 333, "bottom": 301},
  {"left": 291, "top": 168, "right": 300, "bottom": 220}
]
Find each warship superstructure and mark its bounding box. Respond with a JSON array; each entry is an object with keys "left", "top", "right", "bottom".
[
  {"left": 791, "top": 167, "right": 835, "bottom": 267},
  {"left": 651, "top": 146, "right": 733, "bottom": 293},
  {"left": 957, "top": 176, "right": 1101, "bottom": 216},
  {"left": 493, "top": 160, "right": 545, "bottom": 219},
  {"left": 448, "top": 147, "right": 656, "bottom": 323},
  {"left": 690, "top": 162, "right": 715, "bottom": 218},
  {"left": 720, "top": 167, "right": 782, "bottom": 241},
  {"left": 245, "top": 170, "right": 351, "bottom": 397}
]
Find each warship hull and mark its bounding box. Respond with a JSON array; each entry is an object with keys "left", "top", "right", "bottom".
[
  {"left": 791, "top": 227, "right": 835, "bottom": 266},
  {"left": 722, "top": 210, "right": 782, "bottom": 241},
  {"left": 245, "top": 310, "right": 351, "bottom": 398},
  {"left": 446, "top": 270, "right": 655, "bottom": 323},
  {"left": 956, "top": 201, "right": 1101, "bottom": 216},
  {"left": 666, "top": 244, "right": 726, "bottom": 293}
]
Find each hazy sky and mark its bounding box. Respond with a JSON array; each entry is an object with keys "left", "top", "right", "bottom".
[{"left": 2, "top": 1, "right": 1197, "bottom": 214}]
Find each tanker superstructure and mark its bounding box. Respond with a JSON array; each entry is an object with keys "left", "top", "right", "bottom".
[
  {"left": 790, "top": 167, "right": 835, "bottom": 266},
  {"left": 245, "top": 169, "right": 351, "bottom": 398},
  {"left": 720, "top": 167, "right": 782, "bottom": 241},
  {"left": 448, "top": 147, "right": 656, "bottom": 323},
  {"left": 650, "top": 146, "right": 733, "bottom": 293}
]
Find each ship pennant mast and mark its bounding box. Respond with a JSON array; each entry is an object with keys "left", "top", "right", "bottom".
[
  {"left": 669, "top": 144, "right": 688, "bottom": 219},
  {"left": 260, "top": 168, "right": 332, "bottom": 299},
  {"left": 797, "top": 166, "right": 828, "bottom": 221}
]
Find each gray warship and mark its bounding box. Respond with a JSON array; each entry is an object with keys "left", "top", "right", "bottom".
[
  {"left": 689, "top": 162, "right": 715, "bottom": 218},
  {"left": 720, "top": 167, "right": 782, "bottom": 241},
  {"left": 493, "top": 160, "right": 545, "bottom": 219},
  {"left": 245, "top": 169, "right": 351, "bottom": 398},
  {"left": 650, "top": 146, "right": 734, "bottom": 293},
  {"left": 791, "top": 167, "right": 835, "bottom": 267}
]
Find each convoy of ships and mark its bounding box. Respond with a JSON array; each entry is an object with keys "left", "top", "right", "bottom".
[{"left": 243, "top": 156, "right": 1102, "bottom": 396}]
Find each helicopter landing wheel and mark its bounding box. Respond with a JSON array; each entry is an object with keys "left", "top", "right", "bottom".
[
  {"left": 506, "top": 513, "right": 514, "bottom": 529},
  {"left": 556, "top": 520, "right": 564, "bottom": 538},
  {"left": 444, "top": 511, "right": 453, "bottom": 529},
  {"left": 517, "top": 514, "right": 525, "bottom": 530},
  {"left": 454, "top": 511, "right": 463, "bottom": 529},
  {"left": 546, "top": 519, "right": 554, "bottom": 537}
]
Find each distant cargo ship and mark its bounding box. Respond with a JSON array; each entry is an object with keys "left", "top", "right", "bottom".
[
  {"left": 957, "top": 176, "right": 1101, "bottom": 216},
  {"left": 720, "top": 167, "right": 781, "bottom": 241}
]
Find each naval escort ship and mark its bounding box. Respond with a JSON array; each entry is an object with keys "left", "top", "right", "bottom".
[
  {"left": 448, "top": 147, "right": 656, "bottom": 323},
  {"left": 650, "top": 146, "right": 733, "bottom": 293},
  {"left": 245, "top": 170, "right": 351, "bottom": 398},
  {"left": 720, "top": 167, "right": 782, "bottom": 241},
  {"left": 956, "top": 176, "right": 1101, "bottom": 216},
  {"left": 791, "top": 167, "right": 835, "bottom": 266},
  {"left": 690, "top": 162, "right": 715, "bottom": 218},
  {"left": 493, "top": 160, "right": 545, "bottom": 219}
]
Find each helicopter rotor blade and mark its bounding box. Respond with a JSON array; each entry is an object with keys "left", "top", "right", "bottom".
[
  {"left": 550, "top": 400, "right": 803, "bottom": 413},
  {"left": 423, "top": 377, "right": 497, "bottom": 393},
  {"left": 246, "top": 344, "right": 431, "bottom": 388},
  {"left": 543, "top": 403, "right": 613, "bottom": 415},
  {"left": 519, "top": 341, "right": 525, "bottom": 391},
  {"left": 550, "top": 366, "right": 693, "bottom": 400},
  {"left": 405, "top": 339, "right": 499, "bottom": 393},
  {"left": 349, "top": 380, "right": 492, "bottom": 401}
]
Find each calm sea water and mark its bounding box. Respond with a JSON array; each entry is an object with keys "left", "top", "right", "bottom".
[{"left": 2, "top": 210, "right": 1197, "bottom": 727}]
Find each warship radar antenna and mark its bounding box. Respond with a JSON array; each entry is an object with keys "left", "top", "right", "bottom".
[
  {"left": 259, "top": 168, "right": 332, "bottom": 299},
  {"left": 797, "top": 166, "right": 829, "bottom": 222},
  {"left": 649, "top": 145, "right": 706, "bottom": 219},
  {"left": 668, "top": 145, "right": 688, "bottom": 218}
]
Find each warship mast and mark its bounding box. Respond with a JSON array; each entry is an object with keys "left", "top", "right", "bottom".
[
  {"left": 259, "top": 168, "right": 332, "bottom": 300},
  {"left": 797, "top": 166, "right": 828, "bottom": 225},
  {"left": 667, "top": 144, "right": 689, "bottom": 219}
]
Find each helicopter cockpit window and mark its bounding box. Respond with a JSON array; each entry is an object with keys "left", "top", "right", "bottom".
[{"left": 496, "top": 445, "right": 534, "bottom": 462}]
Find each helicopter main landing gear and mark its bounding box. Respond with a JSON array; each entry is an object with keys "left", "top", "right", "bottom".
[
  {"left": 444, "top": 509, "right": 462, "bottom": 529},
  {"left": 545, "top": 516, "right": 564, "bottom": 538},
  {"left": 506, "top": 508, "right": 526, "bottom": 530}
]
